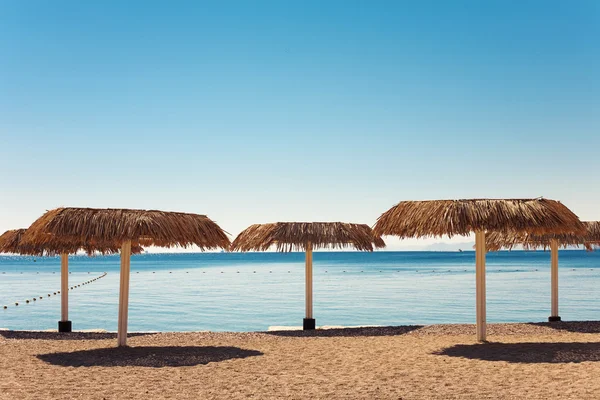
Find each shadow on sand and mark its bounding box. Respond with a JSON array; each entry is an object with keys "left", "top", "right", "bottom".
[
  {"left": 436, "top": 342, "right": 600, "bottom": 364},
  {"left": 528, "top": 321, "right": 600, "bottom": 334},
  {"left": 0, "top": 331, "right": 155, "bottom": 341},
  {"left": 38, "top": 346, "right": 263, "bottom": 368},
  {"left": 265, "top": 325, "right": 424, "bottom": 338}
]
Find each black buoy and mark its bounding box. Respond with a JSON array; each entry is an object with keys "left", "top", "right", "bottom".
[{"left": 3, "top": 305, "right": 7, "bottom": 309}]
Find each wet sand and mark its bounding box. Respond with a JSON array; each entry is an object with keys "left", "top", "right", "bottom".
[{"left": 2, "top": 322, "right": 600, "bottom": 399}]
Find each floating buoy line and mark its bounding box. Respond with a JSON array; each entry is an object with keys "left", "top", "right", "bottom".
[
  {"left": 125, "top": 268, "right": 597, "bottom": 275},
  {"left": 3, "top": 267, "right": 597, "bottom": 309},
  {"left": 4, "top": 268, "right": 597, "bottom": 283},
  {"left": 3, "top": 272, "right": 107, "bottom": 310}
]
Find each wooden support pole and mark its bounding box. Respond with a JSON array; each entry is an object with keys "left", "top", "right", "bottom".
[
  {"left": 58, "top": 253, "right": 72, "bottom": 333},
  {"left": 117, "top": 240, "right": 132, "bottom": 347},
  {"left": 303, "top": 241, "right": 315, "bottom": 330},
  {"left": 549, "top": 238, "right": 561, "bottom": 321},
  {"left": 60, "top": 253, "right": 68, "bottom": 322},
  {"left": 58, "top": 253, "right": 72, "bottom": 332},
  {"left": 475, "top": 231, "right": 487, "bottom": 342}
]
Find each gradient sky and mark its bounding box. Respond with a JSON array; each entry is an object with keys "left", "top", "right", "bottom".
[{"left": 1, "top": 1, "right": 598, "bottom": 250}]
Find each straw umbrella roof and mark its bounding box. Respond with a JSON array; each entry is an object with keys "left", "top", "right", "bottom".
[
  {"left": 485, "top": 221, "right": 600, "bottom": 251},
  {"left": 587, "top": 221, "right": 600, "bottom": 251},
  {"left": 0, "top": 228, "right": 144, "bottom": 256},
  {"left": 231, "top": 222, "right": 386, "bottom": 252},
  {"left": 373, "top": 198, "right": 585, "bottom": 238},
  {"left": 21, "top": 207, "right": 231, "bottom": 252},
  {"left": 0, "top": 229, "right": 32, "bottom": 254}
]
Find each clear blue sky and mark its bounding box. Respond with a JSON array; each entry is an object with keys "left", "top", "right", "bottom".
[{"left": 1, "top": 1, "right": 598, "bottom": 249}]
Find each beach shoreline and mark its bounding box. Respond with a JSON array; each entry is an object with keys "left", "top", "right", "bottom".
[{"left": 3, "top": 320, "right": 600, "bottom": 334}]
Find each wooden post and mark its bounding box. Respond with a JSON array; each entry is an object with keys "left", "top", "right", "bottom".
[
  {"left": 58, "top": 253, "right": 72, "bottom": 332},
  {"left": 549, "top": 238, "right": 561, "bottom": 322},
  {"left": 303, "top": 241, "right": 315, "bottom": 330},
  {"left": 117, "top": 240, "right": 132, "bottom": 347},
  {"left": 61, "top": 253, "right": 68, "bottom": 321},
  {"left": 475, "top": 231, "right": 487, "bottom": 342}
]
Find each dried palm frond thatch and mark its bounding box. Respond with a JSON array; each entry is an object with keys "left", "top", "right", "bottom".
[
  {"left": 373, "top": 199, "right": 585, "bottom": 238},
  {"left": 486, "top": 221, "right": 600, "bottom": 252},
  {"left": 0, "top": 228, "right": 144, "bottom": 256},
  {"left": 231, "top": 222, "right": 386, "bottom": 252},
  {"left": 586, "top": 221, "right": 600, "bottom": 251},
  {"left": 0, "top": 229, "right": 28, "bottom": 254},
  {"left": 21, "top": 207, "right": 230, "bottom": 252}
]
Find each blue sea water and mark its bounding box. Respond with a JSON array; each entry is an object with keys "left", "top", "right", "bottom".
[{"left": 1, "top": 251, "right": 599, "bottom": 332}]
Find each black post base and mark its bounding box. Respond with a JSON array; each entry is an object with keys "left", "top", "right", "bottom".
[
  {"left": 548, "top": 316, "right": 562, "bottom": 322},
  {"left": 58, "top": 320, "right": 72, "bottom": 332},
  {"left": 303, "top": 318, "right": 316, "bottom": 330}
]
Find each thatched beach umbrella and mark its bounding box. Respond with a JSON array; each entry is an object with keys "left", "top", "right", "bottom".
[
  {"left": 585, "top": 222, "right": 600, "bottom": 251},
  {"left": 373, "top": 199, "right": 584, "bottom": 342},
  {"left": 0, "top": 229, "right": 31, "bottom": 254},
  {"left": 486, "top": 221, "right": 600, "bottom": 322},
  {"left": 0, "top": 228, "right": 143, "bottom": 333},
  {"left": 231, "top": 222, "right": 385, "bottom": 330},
  {"left": 22, "top": 207, "right": 230, "bottom": 346}
]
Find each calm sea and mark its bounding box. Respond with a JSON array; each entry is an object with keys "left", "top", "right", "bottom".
[{"left": 1, "top": 251, "right": 599, "bottom": 332}]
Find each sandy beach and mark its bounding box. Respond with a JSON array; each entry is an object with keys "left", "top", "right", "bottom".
[{"left": 2, "top": 322, "right": 600, "bottom": 399}]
